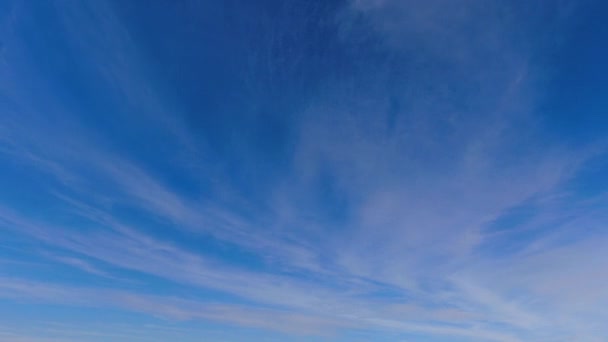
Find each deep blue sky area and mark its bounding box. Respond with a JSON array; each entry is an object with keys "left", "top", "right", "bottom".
[{"left": 1, "top": 1, "right": 608, "bottom": 341}]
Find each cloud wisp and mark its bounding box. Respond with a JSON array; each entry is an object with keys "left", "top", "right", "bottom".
[{"left": 1, "top": 0, "right": 607, "bottom": 341}]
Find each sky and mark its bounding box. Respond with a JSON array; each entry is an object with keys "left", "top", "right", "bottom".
[{"left": 0, "top": 0, "right": 607, "bottom": 341}]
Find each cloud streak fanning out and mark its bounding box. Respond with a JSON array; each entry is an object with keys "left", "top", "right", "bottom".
[{"left": 1, "top": 0, "right": 607, "bottom": 341}]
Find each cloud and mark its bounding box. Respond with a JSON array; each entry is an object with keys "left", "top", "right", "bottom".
[
  {"left": 0, "top": 275, "right": 527, "bottom": 341},
  {"left": 0, "top": 277, "right": 354, "bottom": 336},
  {"left": 0, "top": 0, "right": 607, "bottom": 341}
]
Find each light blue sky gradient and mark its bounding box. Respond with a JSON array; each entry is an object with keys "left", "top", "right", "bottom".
[{"left": 1, "top": 0, "right": 608, "bottom": 341}]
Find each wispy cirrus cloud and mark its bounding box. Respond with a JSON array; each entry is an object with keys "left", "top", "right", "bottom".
[{"left": 1, "top": 0, "right": 607, "bottom": 341}]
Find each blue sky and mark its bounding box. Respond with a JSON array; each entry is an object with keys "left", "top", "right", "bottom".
[{"left": 1, "top": 0, "right": 607, "bottom": 341}]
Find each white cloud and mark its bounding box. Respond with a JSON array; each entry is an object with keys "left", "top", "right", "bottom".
[{"left": 1, "top": 1, "right": 607, "bottom": 341}]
